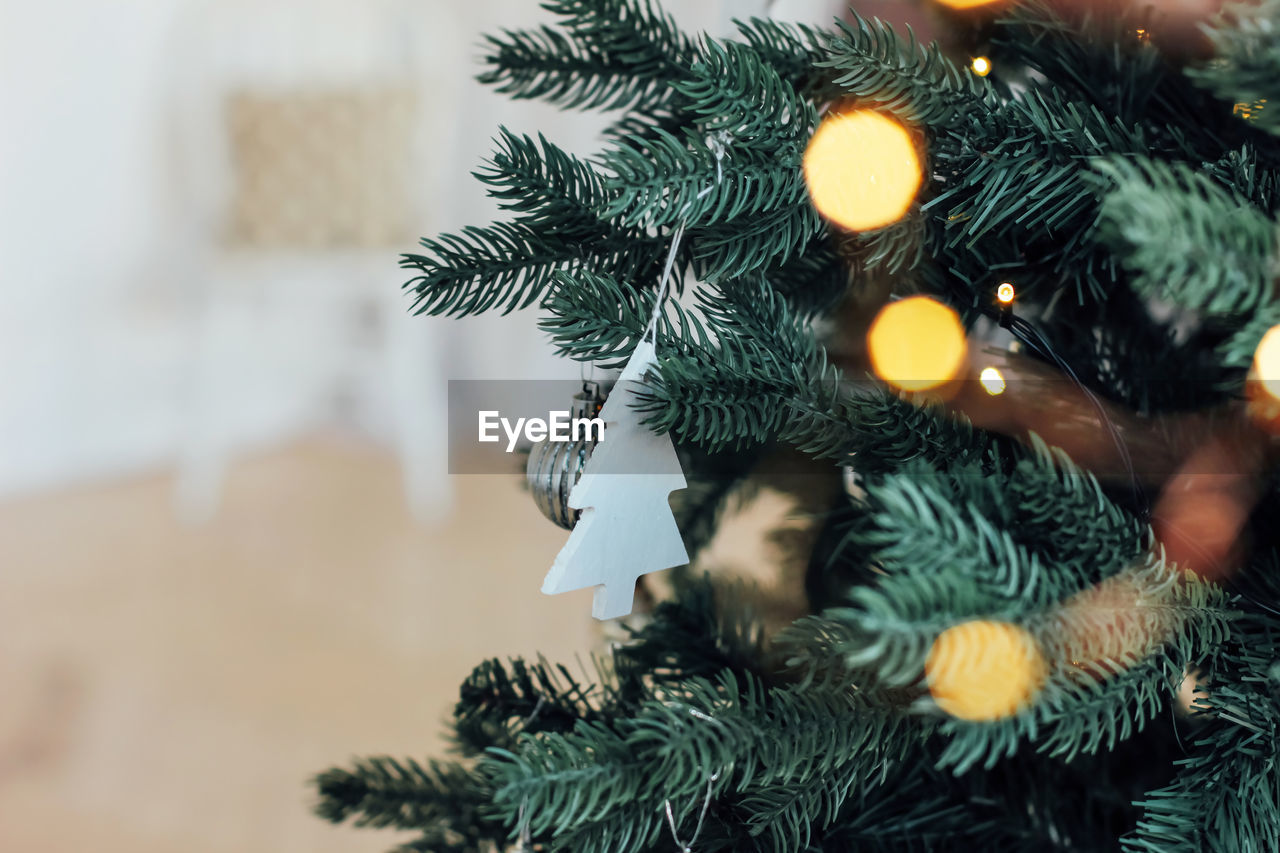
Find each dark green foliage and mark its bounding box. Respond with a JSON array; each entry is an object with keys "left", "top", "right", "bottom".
[
  {"left": 819, "top": 14, "right": 997, "bottom": 126},
  {"left": 730, "top": 17, "right": 828, "bottom": 93},
  {"left": 754, "top": 380, "right": 1004, "bottom": 479},
  {"left": 320, "top": 0, "right": 1280, "bottom": 850},
  {"left": 688, "top": 200, "right": 825, "bottom": 282},
  {"left": 474, "top": 128, "right": 612, "bottom": 235},
  {"left": 1189, "top": 0, "right": 1280, "bottom": 136},
  {"left": 1094, "top": 155, "right": 1279, "bottom": 316},
  {"left": 539, "top": 266, "right": 705, "bottom": 368},
  {"left": 612, "top": 577, "right": 770, "bottom": 695},
  {"left": 477, "top": 0, "right": 694, "bottom": 112},
  {"left": 1222, "top": 302, "right": 1280, "bottom": 369},
  {"left": 762, "top": 239, "right": 850, "bottom": 317},
  {"left": 1124, "top": 613, "right": 1280, "bottom": 852},
  {"left": 1003, "top": 439, "right": 1143, "bottom": 581},
  {"left": 991, "top": 1, "right": 1222, "bottom": 156},
  {"left": 452, "top": 657, "right": 602, "bottom": 756},
  {"left": 599, "top": 127, "right": 807, "bottom": 228},
  {"left": 671, "top": 39, "right": 817, "bottom": 150},
  {"left": 784, "top": 444, "right": 1138, "bottom": 691},
  {"left": 401, "top": 220, "right": 666, "bottom": 317},
  {"left": 414, "top": 16, "right": 832, "bottom": 317},
  {"left": 924, "top": 84, "right": 1153, "bottom": 306},
  {"left": 314, "top": 757, "right": 501, "bottom": 852},
  {"left": 485, "top": 673, "right": 911, "bottom": 853}
]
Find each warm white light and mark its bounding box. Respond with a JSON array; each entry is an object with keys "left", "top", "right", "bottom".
[
  {"left": 867, "top": 296, "right": 967, "bottom": 392},
  {"left": 971, "top": 56, "right": 991, "bottom": 77},
  {"left": 1254, "top": 324, "right": 1280, "bottom": 401},
  {"left": 926, "top": 620, "right": 1045, "bottom": 721},
  {"left": 996, "top": 282, "right": 1015, "bottom": 304},
  {"left": 980, "top": 366, "right": 1006, "bottom": 396},
  {"left": 803, "top": 109, "right": 922, "bottom": 232}
]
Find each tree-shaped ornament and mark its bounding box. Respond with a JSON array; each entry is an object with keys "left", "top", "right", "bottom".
[{"left": 541, "top": 339, "right": 688, "bottom": 619}]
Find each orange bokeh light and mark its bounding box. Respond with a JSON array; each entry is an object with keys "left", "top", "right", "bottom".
[
  {"left": 926, "top": 620, "right": 1045, "bottom": 721},
  {"left": 1253, "top": 324, "right": 1280, "bottom": 401},
  {"left": 979, "top": 366, "right": 1006, "bottom": 396},
  {"left": 803, "top": 109, "right": 921, "bottom": 232},
  {"left": 867, "top": 296, "right": 967, "bottom": 392}
]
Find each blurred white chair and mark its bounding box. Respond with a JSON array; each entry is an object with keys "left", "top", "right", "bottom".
[{"left": 166, "top": 0, "right": 451, "bottom": 523}]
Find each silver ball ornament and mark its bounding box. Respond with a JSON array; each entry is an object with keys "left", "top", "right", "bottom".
[{"left": 526, "top": 381, "right": 606, "bottom": 529}]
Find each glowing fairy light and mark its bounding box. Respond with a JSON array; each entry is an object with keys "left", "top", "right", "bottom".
[
  {"left": 926, "top": 620, "right": 1046, "bottom": 721},
  {"left": 803, "top": 109, "right": 922, "bottom": 232},
  {"left": 996, "top": 282, "right": 1015, "bottom": 304},
  {"left": 1254, "top": 325, "right": 1280, "bottom": 401},
  {"left": 1235, "top": 99, "right": 1267, "bottom": 121},
  {"left": 980, "top": 366, "right": 1006, "bottom": 396},
  {"left": 971, "top": 56, "right": 991, "bottom": 77},
  {"left": 867, "top": 296, "right": 967, "bottom": 392},
  {"left": 934, "top": 0, "right": 1003, "bottom": 8}
]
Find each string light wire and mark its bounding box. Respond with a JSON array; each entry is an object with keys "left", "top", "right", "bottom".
[
  {"left": 1002, "top": 312, "right": 1146, "bottom": 516},
  {"left": 664, "top": 770, "right": 719, "bottom": 852}
]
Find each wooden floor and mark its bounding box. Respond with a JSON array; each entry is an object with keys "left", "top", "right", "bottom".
[{"left": 0, "top": 438, "right": 597, "bottom": 852}]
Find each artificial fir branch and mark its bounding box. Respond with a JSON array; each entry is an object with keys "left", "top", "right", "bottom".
[
  {"left": 819, "top": 13, "right": 997, "bottom": 127},
  {"left": 1093, "top": 155, "right": 1280, "bottom": 316},
  {"left": 484, "top": 674, "right": 911, "bottom": 853},
  {"left": 1124, "top": 613, "right": 1280, "bottom": 851},
  {"left": 729, "top": 17, "right": 829, "bottom": 94},
  {"left": 690, "top": 201, "right": 827, "bottom": 282},
  {"left": 477, "top": 0, "right": 694, "bottom": 112},
  {"left": 600, "top": 129, "right": 808, "bottom": 228},
  {"left": 1188, "top": 0, "right": 1280, "bottom": 137},
  {"left": 671, "top": 39, "right": 818, "bottom": 150},
  {"left": 1003, "top": 439, "right": 1144, "bottom": 582},
  {"left": 474, "top": 128, "right": 616, "bottom": 236},
  {"left": 313, "top": 757, "right": 499, "bottom": 842},
  {"left": 761, "top": 240, "right": 850, "bottom": 317},
  {"left": 451, "top": 656, "right": 603, "bottom": 756},
  {"left": 401, "top": 220, "right": 667, "bottom": 318},
  {"left": 1221, "top": 302, "right": 1280, "bottom": 369},
  {"left": 321, "top": 0, "right": 1280, "bottom": 849}
]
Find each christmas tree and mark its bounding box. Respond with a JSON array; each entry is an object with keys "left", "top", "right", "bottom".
[{"left": 314, "top": 0, "right": 1280, "bottom": 849}]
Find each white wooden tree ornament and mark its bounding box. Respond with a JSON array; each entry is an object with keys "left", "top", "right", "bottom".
[{"left": 541, "top": 339, "right": 689, "bottom": 619}]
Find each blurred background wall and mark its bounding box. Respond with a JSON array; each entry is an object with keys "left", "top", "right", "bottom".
[
  {"left": 1, "top": 0, "right": 849, "bottom": 505},
  {"left": 2, "top": 0, "right": 586, "bottom": 503}
]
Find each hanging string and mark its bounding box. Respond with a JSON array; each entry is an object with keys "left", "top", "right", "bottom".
[
  {"left": 702, "top": 131, "right": 731, "bottom": 194},
  {"left": 642, "top": 222, "right": 687, "bottom": 345},
  {"left": 516, "top": 797, "right": 533, "bottom": 853},
  {"left": 642, "top": 130, "right": 732, "bottom": 346},
  {"left": 663, "top": 770, "right": 719, "bottom": 853}
]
